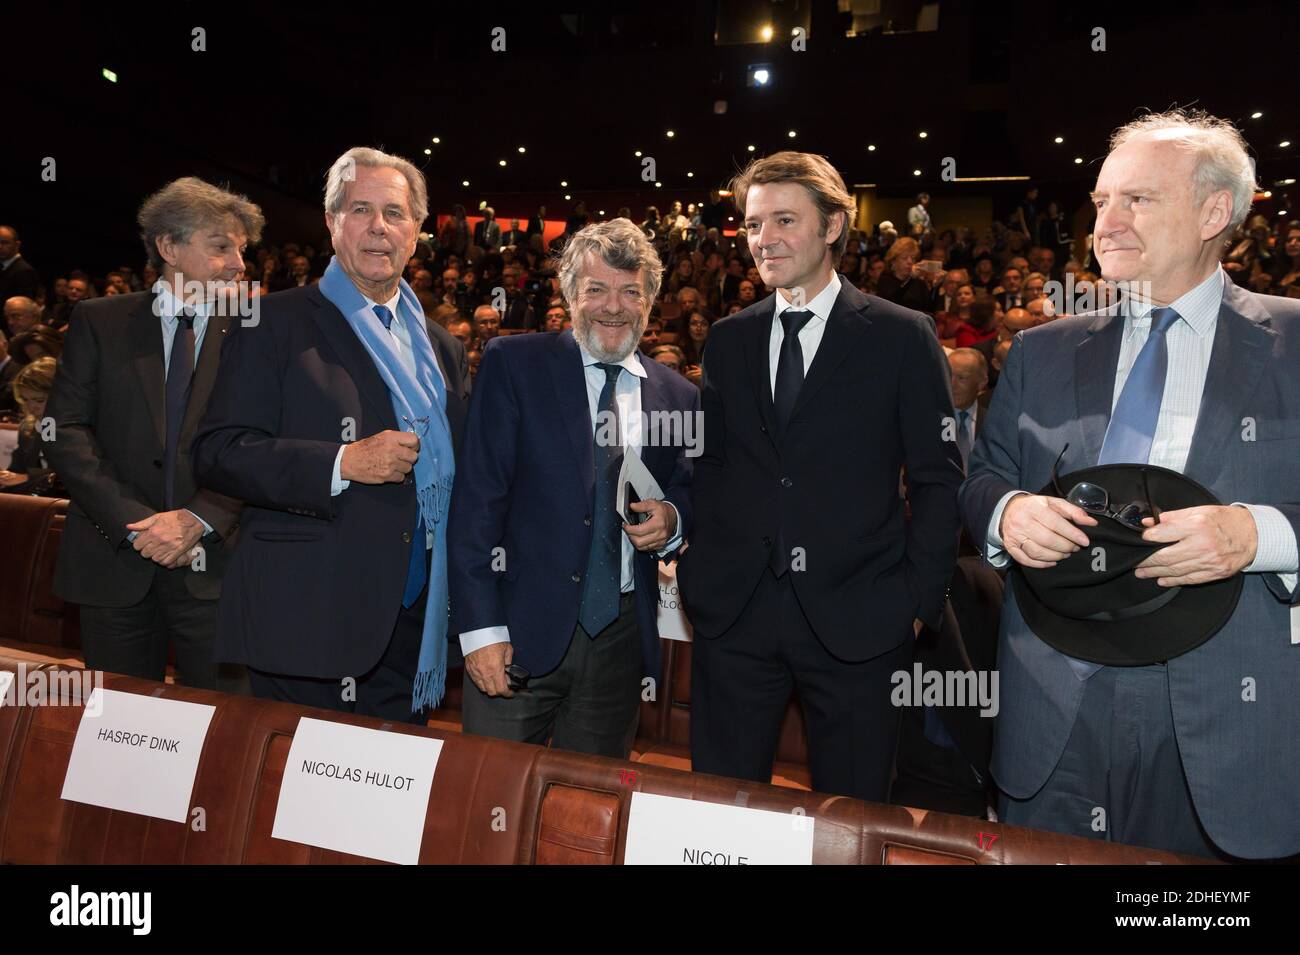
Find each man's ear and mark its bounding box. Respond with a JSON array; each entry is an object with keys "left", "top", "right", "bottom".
[
  {"left": 155, "top": 234, "right": 178, "bottom": 269},
  {"left": 826, "top": 211, "right": 846, "bottom": 248},
  {"left": 1200, "top": 190, "right": 1233, "bottom": 241}
]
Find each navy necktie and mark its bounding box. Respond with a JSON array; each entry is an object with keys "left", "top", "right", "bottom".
[
  {"left": 578, "top": 363, "right": 624, "bottom": 637},
  {"left": 163, "top": 308, "right": 196, "bottom": 509},
  {"left": 773, "top": 309, "right": 814, "bottom": 435},
  {"left": 957, "top": 408, "right": 973, "bottom": 469},
  {"left": 768, "top": 309, "right": 814, "bottom": 577},
  {"left": 1098, "top": 306, "right": 1181, "bottom": 465},
  {"left": 374, "top": 304, "right": 427, "bottom": 607}
]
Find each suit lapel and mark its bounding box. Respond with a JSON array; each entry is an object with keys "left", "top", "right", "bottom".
[
  {"left": 550, "top": 332, "right": 596, "bottom": 505},
  {"left": 180, "top": 313, "right": 230, "bottom": 441},
  {"left": 744, "top": 297, "right": 778, "bottom": 444},
  {"left": 1182, "top": 284, "right": 1275, "bottom": 486},
  {"left": 790, "top": 283, "right": 871, "bottom": 421},
  {"left": 637, "top": 359, "right": 671, "bottom": 473},
  {"left": 130, "top": 294, "right": 166, "bottom": 448},
  {"left": 307, "top": 287, "right": 398, "bottom": 429},
  {"left": 1073, "top": 306, "right": 1125, "bottom": 466}
]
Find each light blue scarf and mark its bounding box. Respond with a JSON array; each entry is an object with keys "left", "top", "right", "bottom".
[{"left": 319, "top": 257, "right": 454, "bottom": 711}]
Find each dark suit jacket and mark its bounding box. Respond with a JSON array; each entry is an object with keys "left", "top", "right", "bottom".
[
  {"left": 448, "top": 330, "right": 698, "bottom": 679},
  {"left": 42, "top": 292, "right": 242, "bottom": 606},
  {"left": 501, "top": 229, "right": 527, "bottom": 249},
  {"left": 0, "top": 358, "right": 18, "bottom": 417},
  {"left": 0, "top": 258, "right": 42, "bottom": 324},
  {"left": 960, "top": 279, "right": 1300, "bottom": 858},
  {"left": 525, "top": 216, "right": 545, "bottom": 238},
  {"left": 473, "top": 220, "right": 502, "bottom": 251},
  {"left": 678, "top": 283, "right": 963, "bottom": 661},
  {"left": 192, "top": 284, "right": 469, "bottom": 678}
]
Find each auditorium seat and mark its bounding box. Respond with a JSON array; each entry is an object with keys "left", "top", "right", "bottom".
[
  {"left": 0, "top": 655, "right": 1210, "bottom": 865},
  {"left": 0, "top": 495, "right": 80, "bottom": 652}
]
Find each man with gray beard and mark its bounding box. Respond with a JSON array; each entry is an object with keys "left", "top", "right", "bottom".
[{"left": 448, "top": 218, "right": 699, "bottom": 758}]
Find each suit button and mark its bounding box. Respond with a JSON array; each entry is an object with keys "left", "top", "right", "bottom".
[
  {"left": 152, "top": 459, "right": 162, "bottom": 469},
  {"left": 571, "top": 572, "right": 581, "bottom": 583},
  {"left": 404, "top": 475, "right": 414, "bottom": 485},
  {"left": 401, "top": 531, "right": 412, "bottom": 543},
  {"left": 762, "top": 536, "right": 772, "bottom": 547},
  {"left": 583, "top": 516, "right": 592, "bottom": 527},
  {"left": 780, "top": 476, "right": 792, "bottom": 488},
  {"left": 760, "top": 425, "right": 768, "bottom": 434}
]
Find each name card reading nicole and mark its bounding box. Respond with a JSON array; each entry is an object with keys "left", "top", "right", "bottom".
[
  {"left": 623, "top": 791, "right": 815, "bottom": 865},
  {"left": 61, "top": 688, "right": 216, "bottom": 822},
  {"left": 272, "top": 717, "right": 443, "bottom": 866}
]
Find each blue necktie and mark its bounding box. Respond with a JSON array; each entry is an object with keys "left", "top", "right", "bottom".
[
  {"left": 1098, "top": 306, "right": 1181, "bottom": 464},
  {"left": 578, "top": 363, "right": 624, "bottom": 637},
  {"left": 957, "top": 408, "right": 973, "bottom": 469},
  {"left": 163, "top": 309, "right": 196, "bottom": 509},
  {"left": 374, "top": 303, "right": 427, "bottom": 607},
  {"left": 1067, "top": 306, "right": 1180, "bottom": 681}
]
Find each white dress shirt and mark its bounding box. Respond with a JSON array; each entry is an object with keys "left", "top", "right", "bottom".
[
  {"left": 458, "top": 341, "right": 684, "bottom": 657},
  {"left": 769, "top": 271, "right": 841, "bottom": 395},
  {"left": 985, "top": 267, "right": 1298, "bottom": 600}
]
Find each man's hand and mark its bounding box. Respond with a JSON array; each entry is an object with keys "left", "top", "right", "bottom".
[
  {"left": 1135, "top": 505, "right": 1257, "bottom": 586},
  {"left": 125, "top": 509, "right": 205, "bottom": 566},
  {"left": 0, "top": 470, "right": 28, "bottom": 487},
  {"left": 340, "top": 430, "right": 420, "bottom": 484},
  {"left": 464, "top": 642, "right": 514, "bottom": 698},
  {"left": 913, "top": 618, "right": 924, "bottom": 638},
  {"left": 625, "top": 499, "right": 677, "bottom": 553},
  {"left": 1000, "top": 493, "right": 1098, "bottom": 568}
]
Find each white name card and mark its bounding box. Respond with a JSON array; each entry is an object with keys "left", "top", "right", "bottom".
[
  {"left": 624, "top": 791, "right": 815, "bottom": 865},
  {"left": 61, "top": 688, "right": 216, "bottom": 822},
  {"left": 0, "top": 671, "right": 12, "bottom": 706},
  {"left": 272, "top": 717, "right": 443, "bottom": 865},
  {"left": 657, "top": 560, "right": 693, "bottom": 642}
]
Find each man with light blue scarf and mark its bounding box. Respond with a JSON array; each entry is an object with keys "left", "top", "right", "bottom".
[{"left": 195, "top": 147, "right": 469, "bottom": 722}]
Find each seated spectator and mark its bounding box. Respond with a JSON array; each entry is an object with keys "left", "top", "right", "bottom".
[
  {"left": 639, "top": 316, "right": 663, "bottom": 354},
  {"left": 1269, "top": 221, "right": 1300, "bottom": 296},
  {"left": 471, "top": 304, "right": 501, "bottom": 347},
  {"left": 936, "top": 282, "right": 975, "bottom": 342},
  {"left": 875, "top": 237, "right": 934, "bottom": 313},
  {"left": 650, "top": 343, "right": 686, "bottom": 374},
  {"left": 0, "top": 356, "right": 63, "bottom": 496},
  {"left": 8, "top": 324, "right": 62, "bottom": 365},
  {"left": 1000, "top": 305, "right": 1039, "bottom": 340},
  {"left": 954, "top": 293, "right": 999, "bottom": 348},
  {"left": 543, "top": 302, "right": 569, "bottom": 332},
  {"left": 466, "top": 347, "right": 482, "bottom": 382},
  {"left": 47, "top": 276, "right": 91, "bottom": 328},
  {"left": 446, "top": 316, "right": 473, "bottom": 347},
  {"left": 4, "top": 295, "right": 41, "bottom": 338},
  {"left": 0, "top": 329, "right": 17, "bottom": 418}
]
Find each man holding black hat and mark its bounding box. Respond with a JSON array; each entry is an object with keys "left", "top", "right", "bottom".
[{"left": 962, "top": 110, "right": 1300, "bottom": 860}]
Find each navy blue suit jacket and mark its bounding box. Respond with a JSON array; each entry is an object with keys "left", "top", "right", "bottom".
[
  {"left": 961, "top": 279, "right": 1300, "bottom": 858},
  {"left": 448, "top": 330, "right": 698, "bottom": 679},
  {"left": 192, "top": 285, "right": 469, "bottom": 678}
]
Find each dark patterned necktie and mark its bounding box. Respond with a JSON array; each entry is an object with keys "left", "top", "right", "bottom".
[
  {"left": 578, "top": 362, "right": 624, "bottom": 636},
  {"left": 163, "top": 308, "right": 196, "bottom": 509},
  {"left": 773, "top": 309, "right": 814, "bottom": 434}
]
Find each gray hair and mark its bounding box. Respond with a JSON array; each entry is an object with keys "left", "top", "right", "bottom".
[
  {"left": 324, "top": 147, "right": 429, "bottom": 225},
  {"left": 137, "top": 177, "right": 265, "bottom": 272},
  {"left": 557, "top": 218, "right": 664, "bottom": 308},
  {"left": 1110, "top": 109, "right": 1257, "bottom": 233}
]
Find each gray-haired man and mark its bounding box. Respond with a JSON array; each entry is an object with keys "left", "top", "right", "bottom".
[
  {"left": 44, "top": 177, "right": 259, "bottom": 690},
  {"left": 448, "top": 218, "right": 699, "bottom": 758}
]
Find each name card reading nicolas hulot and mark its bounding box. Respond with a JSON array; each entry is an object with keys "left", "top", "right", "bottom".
[
  {"left": 61, "top": 688, "right": 217, "bottom": 822},
  {"left": 623, "top": 791, "right": 815, "bottom": 865},
  {"left": 272, "top": 717, "right": 443, "bottom": 865}
]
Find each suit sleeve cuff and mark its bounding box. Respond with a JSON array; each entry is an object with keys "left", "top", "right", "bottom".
[
  {"left": 331, "top": 445, "right": 351, "bottom": 496},
  {"left": 655, "top": 502, "right": 684, "bottom": 558},
  {"left": 184, "top": 508, "right": 214, "bottom": 536},
  {"left": 460, "top": 626, "right": 510, "bottom": 657},
  {"left": 1233, "top": 503, "right": 1298, "bottom": 591},
  {"left": 985, "top": 490, "right": 1028, "bottom": 569}
]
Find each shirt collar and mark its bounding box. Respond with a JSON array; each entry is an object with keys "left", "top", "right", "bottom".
[
  {"left": 773, "top": 271, "right": 841, "bottom": 324},
  {"left": 152, "top": 279, "right": 211, "bottom": 321},
  {"left": 362, "top": 288, "right": 403, "bottom": 321},
  {"left": 1, "top": 255, "right": 18, "bottom": 270},
  {"left": 1125, "top": 267, "right": 1223, "bottom": 339},
  {"left": 576, "top": 338, "right": 647, "bottom": 379}
]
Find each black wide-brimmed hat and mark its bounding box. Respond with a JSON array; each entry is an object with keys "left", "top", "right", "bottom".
[{"left": 1010, "top": 463, "right": 1243, "bottom": 666}]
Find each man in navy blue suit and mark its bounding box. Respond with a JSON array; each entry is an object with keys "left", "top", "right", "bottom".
[
  {"left": 194, "top": 147, "right": 469, "bottom": 722},
  {"left": 448, "top": 218, "right": 698, "bottom": 758}
]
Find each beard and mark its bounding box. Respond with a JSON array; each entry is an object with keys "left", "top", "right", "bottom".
[{"left": 573, "top": 308, "right": 647, "bottom": 362}]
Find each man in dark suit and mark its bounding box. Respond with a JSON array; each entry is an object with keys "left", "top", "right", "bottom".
[
  {"left": 526, "top": 206, "right": 546, "bottom": 240},
  {"left": 962, "top": 111, "right": 1300, "bottom": 859},
  {"left": 194, "top": 148, "right": 469, "bottom": 722},
  {"left": 0, "top": 330, "right": 19, "bottom": 418},
  {"left": 678, "top": 152, "right": 962, "bottom": 801},
  {"left": 474, "top": 207, "right": 502, "bottom": 252},
  {"left": 0, "top": 227, "right": 42, "bottom": 325},
  {"left": 501, "top": 218, "right": 527, "bottom": 249},
  {"left": 42, "top": 178, "right": 257, "bottom": 689},
  {"left": 449, "top": 219, "right": 697, "bottom": 758}
]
